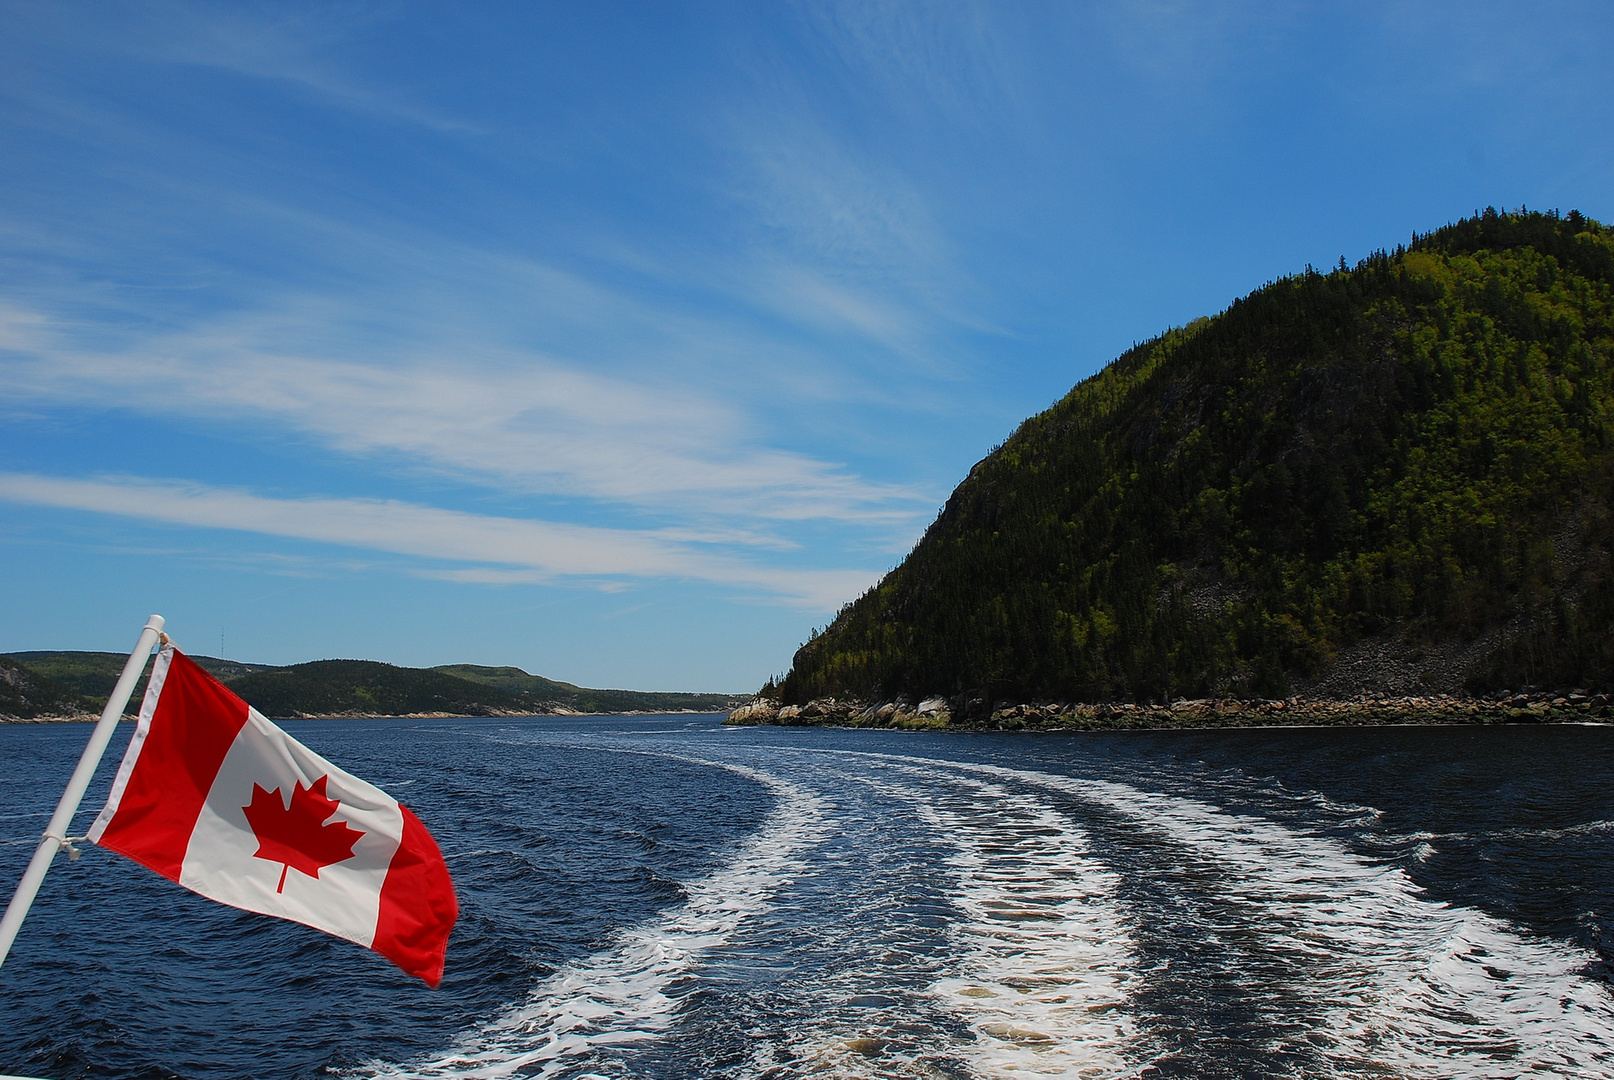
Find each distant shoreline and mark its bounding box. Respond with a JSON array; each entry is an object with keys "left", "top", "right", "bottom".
[
  {"left": 2, "top": 651, "right": 747, "bottom": 726},
  {"left": 0, "top": 708, "right": 733, "bottom": 724}
]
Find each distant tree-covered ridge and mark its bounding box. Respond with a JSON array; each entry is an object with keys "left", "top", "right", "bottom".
[
  {"left": 6, "top": 650, "right": 276, "bottom": 706},
  {"left": 778, "top": 209, "right": 1614, "bottom": 711},
  {"left": 0, "top": 656, "right": 86, "bottom": 720},
  {"left": 433, "top": 664, "right": 744, "bottom": 714},
  {"left": 225, "top": 661, "right": 528, "bottom": 718},
  {"left": 0, "top": 651, "right": 745, "bottom": 720}
]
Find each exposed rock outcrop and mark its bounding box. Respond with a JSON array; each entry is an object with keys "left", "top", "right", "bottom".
[{"left": 726, "top": 688, "right": 1612, "bottom": 731}]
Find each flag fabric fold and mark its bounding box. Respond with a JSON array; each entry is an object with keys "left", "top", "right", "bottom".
[{"left": 87, "top": 645, "right": 457, "bottom": 987}]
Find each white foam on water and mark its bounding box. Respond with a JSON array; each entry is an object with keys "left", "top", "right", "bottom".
[
  {"left": 871, "top": 753, "right": 1614, "bottom": 1079},
  {"left": 362, "top": 751, "right": 829, "bottom": 1080},
  {"left": 1368, "top": 819, "right": 1614, "bottom": 853},
  {"left": 733, "top": 756, "right": 1145, "bottom": 1080},
  {"left": 852, "top": 760, "right": 1145, "bottom": 1079}
]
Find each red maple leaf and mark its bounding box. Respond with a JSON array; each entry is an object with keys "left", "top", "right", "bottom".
[{"left": 242, "top": 775, "right": 366, "bottom": 893}]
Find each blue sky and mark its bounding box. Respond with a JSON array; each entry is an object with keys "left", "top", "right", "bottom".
[{"left": 2, "top": 2, "right": 1610, "bottom": 691}]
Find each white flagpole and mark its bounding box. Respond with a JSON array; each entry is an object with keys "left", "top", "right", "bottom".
[{"left": 0, "top": 614, "right": 165, "bottom": 971}]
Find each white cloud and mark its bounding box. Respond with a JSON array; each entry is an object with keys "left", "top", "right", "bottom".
[
  {"left": 0, "top": 472, "right": 880, "bottom": 609},
  {"left": 0, "top": 293, "right": 934, "bottom": 528},
  {"left": 0, "top": 2, "right": 994, "bottom": 586}
]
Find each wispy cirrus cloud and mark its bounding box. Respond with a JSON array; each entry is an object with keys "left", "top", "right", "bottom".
[
  {"left": 1, "top": 1, "right": 479, "bottom": 136},
  {"left": 0, "top": 3, "right": 989, "bottom": 552},
  {"left": 0, "top": 472, "right": 878, "bottom": 609},
  {"left": 0, "top": 2, "right": 1014, "bottom": 643},
  {"left": 0, "top": 294, "right": 931, "bottom": 529}
]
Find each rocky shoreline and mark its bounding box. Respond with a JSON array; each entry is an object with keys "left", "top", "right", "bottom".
[
  {"left": 0, "top": 711, "right": 102, "bottom": 724},
  {"left": 726, "top": 691, "right": 1614, "bottom": 731},
  {"left": 0, "top": 706, "right": 734, "bottom": 723}
]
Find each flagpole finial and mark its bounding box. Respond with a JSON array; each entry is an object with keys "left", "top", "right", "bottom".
[{"left": 144, "top": 614, "right": 166, "bottom": 633}]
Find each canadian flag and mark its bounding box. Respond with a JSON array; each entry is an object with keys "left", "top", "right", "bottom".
[{"left": 86, "top": 645, "right": 458, "bottom": 986}]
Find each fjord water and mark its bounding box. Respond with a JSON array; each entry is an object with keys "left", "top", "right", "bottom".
[{"left": 1, "top": 718, "right": 1611, "bottom": 1079}]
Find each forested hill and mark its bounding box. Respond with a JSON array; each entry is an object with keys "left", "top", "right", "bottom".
[
  {"left": 1, "top": 652, "right": 745, "bottom": 719},
  {"left": 780, "top": 210, "right": 1614, "bottom": 709}
]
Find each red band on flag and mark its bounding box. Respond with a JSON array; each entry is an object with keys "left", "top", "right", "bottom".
[
  {"left": 374, "top": 805, "right": 459, "bottom": 988},
  {"left": 92, "top": 650, "right": 250, "bottom": 880}
]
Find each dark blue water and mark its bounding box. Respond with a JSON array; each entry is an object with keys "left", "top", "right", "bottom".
[{"left": 2, "top": 717, "right": 1611, "bottom": 1079}]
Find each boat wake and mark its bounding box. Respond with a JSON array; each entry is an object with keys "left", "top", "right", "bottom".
[
  {"left": 872, "top": 752, "right": 1614, "bottom": 1079},
  {"left": 362, "top": 750, "right": 828, "bottom": 1079},
  {"left": 362, "top": 738, "right": 1614, "bottom": 1080}
]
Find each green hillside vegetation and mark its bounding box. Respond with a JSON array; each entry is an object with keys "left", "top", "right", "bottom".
[
  {"left": 1, "top": 651, "right": 744, "bottom": 719},
  {"left": 435, "top": 664, "right": 744, "bottom": 713},
  {"left": 226, "top": 660, "right": 526, "bottom": 718},
  {"left": 4, "top": 650, "right": 153, "bottom": 701},
  {"left": 780, "top": 209, "right": 1614, "bottom": 709},
  {"left": 0, "top": 656, "right": 86, "bottom": 720},
  {"left": 5, "top": 651, "right": 275, "bottom": 707}
]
